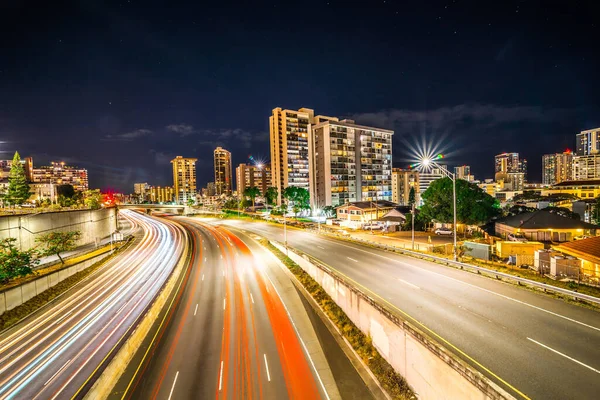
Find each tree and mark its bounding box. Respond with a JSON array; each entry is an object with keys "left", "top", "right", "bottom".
[
  {"left": 408, "top": 187, "right": 416, "bottom": 208},
  {"left": 322, "top": 205, "right": 336, "bottom": 218},
  {"left": 244, "top": 186, "right": 260, "bottom": 209},
  {"left": 187, "top": 197, "right": 196, "bottom": 207},
  {"left": 265, "top": 187, "right": 278, "bottom": 207},
  {"left": 223, "top": 198, "right": 238, "bottom": 210},
  {"left": 5, "top": 151, "right": 31, "bottom": 206},
  {"left": 36, "top": 231, "right": 81, "bottom": 264},
  {"left": 283, "top": 187, "right": 310, "bottom": 216},
  {"left": 0, "top": 238, "right": 39, "bottom": 283},
  {"left": 84, "top": 189, "right": 102, "bottom": 210},
  {"left": 402, "top": 211, "right": 429, "bottom": 231},
  {"left": 57, "top": 184, "right": 75, "bottom": 199},
  {"left": 593, "top": 197, "right": 600, "bottom": 224},
  {"left": 420, "top": 177, "right": 500, "bottom": 226}
]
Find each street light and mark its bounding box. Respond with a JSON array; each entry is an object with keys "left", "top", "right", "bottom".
[{"left": 413, "top": 154, "right": 458, "bottom": 261}]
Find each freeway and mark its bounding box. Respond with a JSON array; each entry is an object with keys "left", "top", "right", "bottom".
[
  {"left": 218, "top": 219, "right": 600, "bottom": 400},
  {"left": 0, "top": 210, "right": 186, "bottom": 400},
  {"left": 115, "top": 217, "right": 342, "bottom": 399}
]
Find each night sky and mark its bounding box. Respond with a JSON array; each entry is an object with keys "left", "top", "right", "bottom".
[{"left": 1, "top": 0, "right": 599, "bottom": 192}]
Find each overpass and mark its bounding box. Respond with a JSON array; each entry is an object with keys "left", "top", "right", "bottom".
[{"left": 118, "top": 204, "right": 186, "bottom": 215}]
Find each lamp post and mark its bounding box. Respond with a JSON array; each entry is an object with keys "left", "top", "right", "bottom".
[{"left": 414, "top": 155, "right": 458, "bottom": 261}]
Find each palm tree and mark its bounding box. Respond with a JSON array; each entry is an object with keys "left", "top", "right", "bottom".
[{"left": 243, "top": 186, "right": 260, "bottom": 210}]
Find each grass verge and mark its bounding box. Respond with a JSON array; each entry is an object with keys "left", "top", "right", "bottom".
[
  {"left": 0, "top": 238, "right": 134, "bottom": 332},
  {"left": 260, "top": 239, "right": 415, "bottom": 400}
]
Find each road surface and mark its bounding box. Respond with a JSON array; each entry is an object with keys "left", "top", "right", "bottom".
[
  {"left": 116, "top": 218, "right": 338, "bottom": 400},
  {"left": 0, "top": 210, "right": 185, "bottom": 400},
  {"left": 218, "top": 218, "right": 600, "bottom": 400}
]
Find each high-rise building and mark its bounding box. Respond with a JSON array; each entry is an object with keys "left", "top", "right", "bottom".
[
  {"left": 171, "top": 156, "right": 197, "bottom": 204},
  {"left": 32, "top": 161, "right": 89, "bottom": 191},
  {"left": 391, "top": 168, "right": 419, "bottom": 206},
  {"left": 149, "top": 186, "right": 175, "bottom": 203},
  {"left": 269, "top": 107, "right": 337, "bottom": 204},
  {"left": 236, "top": 163, "right": 271, "bottom": 197},
  {"left": 576, "top": 127, "right": 600, "bottom": 155},
  {"left": 134, "top": 182, "right": 149, "bottom": 195},
  {"left": 505, "top": 172, "right": 525, "bottom": 191},
  {"left": 495, "top": 153, "right": 527, "bottom": 183},
  {"left": 309, "top": 119, "right": 393, "bottom": 207},
  {"left": 0, "top": 156, "right": 33, "bottom": 181},
  {"left": 454, "top": 165, "right": 474, "bottom": 181},
  {"left": 419, "top": 164, "right": 448, "bottom": 201},
  {"left": 542, "top": 150, "right": 574, "bottom": 185},
  {"left": 573, "top": 154, "right": 600, "bottom": 180},
  {"left": 214, "top": 147, "right": 232, "bottom": 196}
]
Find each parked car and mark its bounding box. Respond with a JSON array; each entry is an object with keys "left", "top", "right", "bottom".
[
  {"left": 573, "top": 235, "right": 591, "bottom": 241},
  {"left": 434, "top": 227, "right": 453, "bottom": 236},
  {"left": 507, "top": 232, "right": 527, "bottom": 242}
]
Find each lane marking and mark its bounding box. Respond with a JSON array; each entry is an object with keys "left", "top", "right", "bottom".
[
  {"left": 167, "top": 371, "right": 179, "bottom": 400},
  {"left": 223, "top": 298, "right": 226, "bottom": 310},
  {"left": 347, "top": 257, "right": 358, "bottom": 262},
  {"left": 398, "top": 278, "right": 420, "bottom": 290},
  {"left": 204, "top": 257, "right": 207, "bottom": 262},
  {"left": 44, "top": 359, "right": 70, "bottom": 386},
  {"left": 194, "top": 304, "right": 198, "bottom": 316},
  {"left": 263, "top": 354, "right": 271, "bottom": 382},
  {"left": 250, "top": 293, "right": 255, "bottom": 304},
  {"left": 527, "top": 338, "right": 600, "bottom": 374},
  {"left": 218, "top": 360, "right": 224, "bottom": 391},
  {"left": 317, "top": 246, "right": 325, "bottom": 249}
]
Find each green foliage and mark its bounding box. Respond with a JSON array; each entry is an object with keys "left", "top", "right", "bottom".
[
  {"left": 5, "top": 152, "right": 31, "bottom": 206},
  {"left": 408, "top": 187, "right": 416, "bottom": 207},
  {"left": 592, "top": 197, "right": 600, "bottom": 224},
  {"left": 57, "top": 184, "right": 75, "bottom": 199},
  {"left": 0, "top": 238, "right": 39, "bottom": 283},
  {"left": 402, "top": 211, "right": 428, "bottom": 231},
  {"left": 84, "top": 189, "right": 102, "bottom": 210},
  {"left": 283, "top": 186, "right": 310, "bottom": 216},
  {"left": 36, "top": 231, "right": 81, "bottom": 264},
  {"left": 187, "top": 197, "right": 196, "bottom": 206},
  {"left": 243, "top": 186, "right": 261, "bottom": 208},
  {"left": 223, "top": 198, "right": 238, "bottom": 210},
  {"left": 544, "top": 206, "right": 580, "bottom": 220},
  {"left": 420, "top": 177, "right": 500, "bottom": 225},
  {"left": 322, "top": 205, "right": 336, "bottom": 218},
  {"left": 265, "top": 186, "right": 278, "bottom": 206}
]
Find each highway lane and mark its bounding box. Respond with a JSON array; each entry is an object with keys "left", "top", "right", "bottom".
[
  {"left": 119, "top": 218, "right": 330, "bottom": 400},
  {"left": 218, "top": 219, "right": 600, "bottom": 400},
  {"left": 0, "top": 210, "right": 186, "bottom": 400}
]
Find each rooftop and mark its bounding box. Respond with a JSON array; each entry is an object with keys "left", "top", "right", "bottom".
[
  {"left": 496, "top": 210, "right": 599, "bottom": 230},
  {"left": 555, "top": 236, "right": 600, "bottom": 261},
  {"left": 313, "top": 119, "right": 394, "bottom": 134},
  {"left": 552, "top": 179, "right": 600, "bottom": 188},
  {"left": 335, "top": 200, "right": 398, "bottom": 210}
]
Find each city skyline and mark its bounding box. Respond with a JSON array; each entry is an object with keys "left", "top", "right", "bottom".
[{"left": 1, "top": 1, "right": 599, "bottom": 191}]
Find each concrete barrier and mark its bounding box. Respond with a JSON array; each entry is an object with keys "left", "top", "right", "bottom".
[
  {"left": 272, "top": 242, "right": 514, "bottom": 400},
  {"left": 83, "top": 231, "right": 190, "bottom": 399},
  {"left": 0, "top": 208, "right": 117, "bottom": 250},
  {"left": 0, "top": 252, "right": 109, "bottom": 315}
]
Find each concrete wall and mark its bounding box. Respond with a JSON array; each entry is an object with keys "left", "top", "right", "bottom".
[
  {"left": 0, "top": 252, "right": 108, "bottom": 315},
  {"left": 273, "top": 242, "right": 514, "bottom": 400},
  {"left": 0, "top": 208, "right": 117, "bottom": 250}
]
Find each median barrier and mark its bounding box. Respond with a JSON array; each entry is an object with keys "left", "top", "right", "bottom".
[{"left": 272, "top": 241, "right": 515, "bottom": 400}]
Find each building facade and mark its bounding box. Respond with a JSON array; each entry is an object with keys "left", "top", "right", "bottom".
[
  {"left": 171, "top": 156, "right": 197, "bottom": 204},
  {"left": 495, "top": 152, "right": 527, "bottom": 182},
  {"left": 214, "top": 147, "right": 232, "bottom": 196},
  {"left": 419, "top": 164, "right": 448, "bottom": 200},
  {"left": 573, "top": 154, "right": 600, "bottom": 181},
  {"left": 269, "top": 107, "right": 337, "bottom": 204},
  {"left": 236, "top": 163, "right": 271, "bottom": 197},
  {"left": 149, "top": 186, "right": 175, "bottom": 203},
  {"left": 454, "top": 165, "right": 474, "bottom": 181},
  {"left": 391, "top": 168, "right": 419, "bottom": 206},
  {"left": 32, "top": 161, "right": 89, "bottom": 191},
  {"left": 542, "top": 151, "right": 574, "bottom": 185},
  {"left": 576, "top": 127, "right": 600, "bottom": 156},
  {"left": 309, "top": 119, "right": 393, "bottom": 207}
]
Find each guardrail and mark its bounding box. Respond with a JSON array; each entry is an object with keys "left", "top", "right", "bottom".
[{"left": 331, "top": 234, "right": 600, "bottom": 306}]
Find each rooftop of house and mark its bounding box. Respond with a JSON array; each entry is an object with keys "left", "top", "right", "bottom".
[{"left": 496, "top": 210, "right": 599, "bottom": 230}]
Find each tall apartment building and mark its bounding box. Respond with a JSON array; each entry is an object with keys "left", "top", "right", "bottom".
[
  {"left": 236, "top": 163, "right": 271, "bottom": 197},
  {"left": 419, "top": 164, "right": 448, "bottom": 200},
  {"left": 269, "top": 107, "right": 338, "bottom": 204},
  {"left": 214, "top": 147, "right": 232, "bottom": 196},
  {"left": 573, "top": 154, "right": 600, "bottom": 180},
  {"left": 454, "top": 165, "right": 474, "bottom": 181},
  {"left": 149, "top": 186, "right": 175, "bottom": 203},
  {"left": 542, "top": 150, "right": 574, "bottom": 185},
  {"left": 32, "top": 161, "right": 89, "bottom": 191},
  {"left": 576, "top": 127, "right": 600, "bottom": 155},
  {"left": 171, "top": 156, "right": 197, "bottom": 204},
  {"left": 308, "top": 119, "right": 393, "bottom": 208},
  {"left": 134, "top": 182, "right": 149, "bottom": 195},
  {"left": 391, "top": 168, "right": 419, "bottom": 205},
  {"left": 495, "top": 152, "right": 527, "bottom": 183}
]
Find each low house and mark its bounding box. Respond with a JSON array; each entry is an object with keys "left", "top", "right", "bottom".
[
  {"left": 495, "top": 210, "right": 599, "bottom": 242},
  {"left": 553, "top": 237, "right": 600, "bottom": 283},
  {"left": 335, "top": 200, "right": 398, "bottom": 229}
]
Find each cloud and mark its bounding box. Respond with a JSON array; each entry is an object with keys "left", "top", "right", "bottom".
[
  {"left": 105, "top": 128, "right": 152, "bottom": 141},
  {"left": 197, "top": 128, "right": 267, "bottom": 149},
  {"left": 148, "top": 149, "right": 176, "bottom": 165},
  {"left": 166, "top": 123, "right": 196, "bottom": 136}
]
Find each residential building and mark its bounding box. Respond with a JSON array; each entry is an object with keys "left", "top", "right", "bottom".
[
  {"left": 495, "top": 210, "right": 598, "bottom": 242},
  {"left": 149, "top": 186, "right": 175, "bottom": 203},
  {"left": 214, "top": 147, "right": 232, "bottom": 195},
  {"left": 309, "top": 119, "right": 393, "bottom": 208},
  {"left": 505, "top": 172, "right": 525, "bottom": 191},
  {"left": 1, "top": 156, "right": 33, "bottom": 181},
  {"left": 573, "top": 154, "right": 600, "bottom": 181},
  {"left": 542, "top": 150, "right": 574, "bottom": 185},
  {"left": 419, "top": 164, "right": 448, "bottom": 200},
  {"left": 576, "top": 127, "right": 600, "bottom": 155},
  {"left": 335, "top": 200, "right": 398, "bottom": 229},
  {"left": 541, "top": 179, "right": 600, "bottom": 199},
  {"left": 236, "top": 163, "right": 271, "bottom": 197},
  {"left": 202, "top": 182, "right": 217, "bottom": 197},
  {"left": 133, "top": 182, "right": 149, "bottom": 200},
  {"left": 32, "top": 161, "right": 89, "bottom": 191},
  {"left": 171, "top": 156, "right": 197, "bottom": 204},
  {"left": 478, "top": 179, "right": 503, "bottom": 197},
  {"left": 495, "top": 153, "right": 527, "bottom": 182},
  {"left": 269, "top": 107, "right": 338, "bottom": 204},
  {"left": 553, "top": 237, "right": 600, "bottom": 281},
  {"left": 454, "top": 165, "right": 474, "bottom": 181},
  {"left": 391, "top": 168, "right": 419, "bottom": 206}
]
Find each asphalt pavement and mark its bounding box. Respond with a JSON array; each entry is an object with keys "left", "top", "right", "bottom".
[{"left": 217, "top": 218, "right": 600, "bottom": 400}]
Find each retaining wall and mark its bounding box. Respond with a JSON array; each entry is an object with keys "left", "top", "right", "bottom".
[
  {"left": 272, "top": 242, "right": 514, "bottom": 400},
  {"left": 0, "top": 208, "right": 117, "bottom": 250}
]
